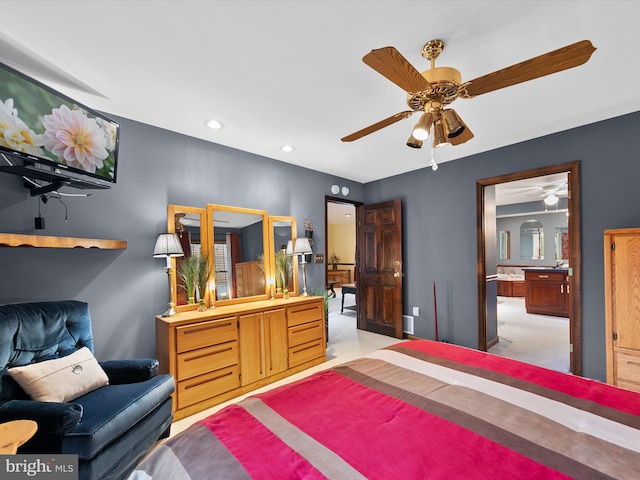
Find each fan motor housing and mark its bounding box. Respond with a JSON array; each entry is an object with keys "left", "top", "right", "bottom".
[{"left": 421, "top": 66, "right": 461, "bottom": 85}]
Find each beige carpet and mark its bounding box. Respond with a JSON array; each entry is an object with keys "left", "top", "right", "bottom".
[{"left": 489, "top": 296, "right": 570, "bottom": 373}]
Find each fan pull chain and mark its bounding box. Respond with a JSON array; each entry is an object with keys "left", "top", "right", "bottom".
[{"left": 430, "top": 125, "right": 438, "bottom": 171}]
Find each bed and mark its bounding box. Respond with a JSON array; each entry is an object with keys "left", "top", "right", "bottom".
[{"left": 129, "top": 340, "right": 640, "bottom": 479}]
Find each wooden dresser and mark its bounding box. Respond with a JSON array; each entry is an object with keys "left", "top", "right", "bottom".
[
  {"left": 156, "top": 296, "right": 326, "bottom": 420},
  {"left": 327, "top": 269, "right": 351, "bottom": 286},
  {"left": 604, "top": 228, "right": 640, "bottom": 392}
]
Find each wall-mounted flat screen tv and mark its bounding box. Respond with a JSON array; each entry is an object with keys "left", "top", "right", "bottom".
[{"left": 0, "top": 61, "right": 119, "bottom": 184}]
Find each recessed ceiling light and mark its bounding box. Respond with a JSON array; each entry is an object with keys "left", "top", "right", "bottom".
[
  {"left": 205, "top": 119, "right": 224, "bottom": 130},
  {"left": 281, "top": 145, "right": 295, "bottom": 153}
]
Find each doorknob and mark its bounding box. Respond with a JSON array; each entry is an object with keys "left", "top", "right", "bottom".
[{"left": 394, "top": 260, "right": 402, "bottom": 278}]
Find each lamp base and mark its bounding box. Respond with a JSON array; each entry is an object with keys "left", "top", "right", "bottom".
[{"left": 161, "top": 302, "right": 179, "bottom": 317}]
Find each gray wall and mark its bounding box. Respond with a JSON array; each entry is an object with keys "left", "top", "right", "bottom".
[
  {"left": 3, "top": 109, "right": 640, "bottom": 382},
  {"left": 0, "top": 116, "right": 362, "bottom": 361},
  {"left": 365, "top": 110, "right": 640, "bottom": 381},
  {"left": 497, "top": 208, "right": 568, "bottom": 266}
]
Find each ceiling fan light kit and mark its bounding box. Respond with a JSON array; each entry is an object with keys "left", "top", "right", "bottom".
[
  {"left": 342, "top": 37, "right": 596, "bottom": 166},
  {"left": 406, "top": 134, "right": 423, "bottom": 149},
  {"left": 411, "top": 112, "right": 433, "bottom": 140}
]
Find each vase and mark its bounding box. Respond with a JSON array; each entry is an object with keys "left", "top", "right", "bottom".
[
  {"left": 188, "top": 296, "right": 195, "bottom": 305},
  {"left": 198, "top": 300, "right": 206, "bottom": 312},
  {"left": 283, "top": 289, "right": 289, "bottom": 300},
  {"left": 332, "top": 264, "right": 338, "bottom": 270}
]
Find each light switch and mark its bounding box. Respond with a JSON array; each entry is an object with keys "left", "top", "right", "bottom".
[{"left": 412, "top": 306, "right": 420, "bottom": 317}]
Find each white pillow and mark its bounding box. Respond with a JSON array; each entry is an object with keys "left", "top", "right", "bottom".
[{"left": 8, "top": 347, "right": 109, "bottom": 402}]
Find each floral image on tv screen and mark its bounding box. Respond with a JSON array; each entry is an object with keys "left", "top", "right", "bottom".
[{"left": 0, "top": 63, "right": 119, "bottom": 183}]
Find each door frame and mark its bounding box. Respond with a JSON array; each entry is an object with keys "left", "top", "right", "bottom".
[
  {"left": 324, "top": 195, "right": 362, "bottom": 287},
  {"left": 476, "top": 161, "right": 582, "bottom": 375}
]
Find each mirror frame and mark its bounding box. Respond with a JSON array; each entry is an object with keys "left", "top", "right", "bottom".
[
  {"left": 206, "top": 203, "right": 271, "bottom": 307},
  {"left": 268, "top": 215, "right": 299, "bottom": 298},
  {"left": 167, "top": 204, "right": 209, "bottom": 313}
]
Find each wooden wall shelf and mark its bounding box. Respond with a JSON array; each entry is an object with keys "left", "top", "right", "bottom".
[{"left": 0, "top": 233, "right": 127, "bottom": 250}]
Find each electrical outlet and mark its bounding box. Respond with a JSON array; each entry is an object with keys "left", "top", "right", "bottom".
[
  {"left": 412, "top": 306, "right": 420, "bottom": 317},
  {"left": 314, "top": 254, "right": 324, "bottom": 263}
]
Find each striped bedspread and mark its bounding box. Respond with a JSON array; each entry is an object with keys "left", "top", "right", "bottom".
[{"left": 130, "top": 340, "right": 640, "bottom": 479}]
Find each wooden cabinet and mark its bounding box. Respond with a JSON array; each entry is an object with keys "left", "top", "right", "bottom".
[
  {"left": 497, "top": 280, "right": 525, "bottom": 297},
  {"left": 157, "top": 296, "right": 325, "bottom": 420},
  {"left": 604, "top": 228, "right": 640, "bottom": 392},
  {"left": 524, "top": 269, "right": 569, "bottom": 317},
  {"left": 327, "top": 269, "right": 350, "bottom": 286},
  {"left": 239, "top": 308, "right": 287, "bottom": 385}
]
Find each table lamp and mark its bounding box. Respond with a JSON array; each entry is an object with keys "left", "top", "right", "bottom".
[
  {"left": 293, "top": 237, "right": 313, "bottom": 296},
  {"left": 153, "top": 233, "right": 184, "bottom": 316}
]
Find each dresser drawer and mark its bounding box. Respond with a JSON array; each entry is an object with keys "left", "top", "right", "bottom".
[
  {"left": 615, "top": 350, "right": 640, "bottom": 386},
  {"left": 177, "top": 341, "right": 238, "bottom": 381},
  {"left": 287, "top": 303, "right": 322, "bottom": 327},
  {"left": 288, "top": 319, "right": 323, "bottom": 348},
  {"left": 176, "top": 317, "right": 237, "bottom": 353},
  {"left": 177, "top": 365, "right": 239, "bottom": 409},
  {"left": 289, "top": 339, "right": 324, "bottom": 368},
  {"left": 524, "top": 271, "right": 566, "bottom": 282}
]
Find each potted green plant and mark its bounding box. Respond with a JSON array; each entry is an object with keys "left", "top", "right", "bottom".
[
  {"left": 195, "top": 252, "right": 213, "bottom": 310},
  {"left": 178, "top": 255, "right": 199, "bottom": 304},
  {"left": 178, "top": 253, "right": 212, "bottom": 309},
  {"left": 275, "top": 250, "right": 293, "bottom": 298}
]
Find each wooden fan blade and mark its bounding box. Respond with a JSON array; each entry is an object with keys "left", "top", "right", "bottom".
[
  {"left": 462, "top": 40, "right": 596, "bottom": 98},
  {"left": 363, "top": 47, "right": 431, "bottom": 93},
  {"left": 341, "top": 111, "right": 416, "bottom": 142},
  {"left": 449, "top": 121, "right": 474, "bottom": 146}
]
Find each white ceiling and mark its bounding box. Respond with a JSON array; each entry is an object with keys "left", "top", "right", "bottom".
[{"left": 1, "top": 1, "right": 639, "bottom": 185}]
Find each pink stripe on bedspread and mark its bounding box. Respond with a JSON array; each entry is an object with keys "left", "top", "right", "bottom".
[
  {"left": 251, "top": 370, "right": 571, "bottom": 480},
  {"left": 199, "top": 405, "right": 326, "bottom": 480},
  {"left": 395, "top": 341, "right": 640, "bottom": 415}
]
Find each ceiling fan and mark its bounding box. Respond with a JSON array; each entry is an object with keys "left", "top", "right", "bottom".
[
  {"left": 537, "top": 183, "right": 568, "bottom": 206},
  {"left": 341, "top": 39, "right": 596, "bottom": 149}
]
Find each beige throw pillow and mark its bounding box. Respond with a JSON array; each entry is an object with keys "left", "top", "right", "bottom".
[{"left": 8, "top": 347, "right": 109, "bottom": 402}]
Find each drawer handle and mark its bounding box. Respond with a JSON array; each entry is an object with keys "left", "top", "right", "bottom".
[
  {"left": 183, "top": 322, "right": 233, "bottom": 335},
  {"left": 184, "top": 370, "right": 233, "bottom": 389},
  {"left": 292, "top": 342, "right": 321, "bottom": 354},
  {"left": 292, "top": 324, "right": 319, "bottom": 334},
  {"left": 538, "top": 275, "right": 549, "bottom": 278},
  {"left": 290, "top": 305, "right": 320, "bottom": 315},
  {"left": 626, "top": 361, "right": 640, "bottom": 368},
  {"left": 185, "top": 346, "right": 233, "bottom": 362}
]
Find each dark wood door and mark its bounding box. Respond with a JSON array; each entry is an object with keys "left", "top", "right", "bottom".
[{"left": 357, "top": 199, "right": 403, "bottom": 338}]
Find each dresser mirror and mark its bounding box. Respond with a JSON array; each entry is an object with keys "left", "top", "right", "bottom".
[
  {"left": 268, "top": 216, "right": 298, "bottom": 298},
  {"left": 206, "top": 204, "right": 270, "bottom": 306},
  {"left": 167, "top": 205, "right": 209, "bottom": 312},
  {"left": 520, "top": 219, "right": 544, "bottom": 260}
]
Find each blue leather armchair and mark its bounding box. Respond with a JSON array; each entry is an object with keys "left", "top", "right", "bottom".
[{"left": 0, "top": 301, "right": 175, "bottom": 480}]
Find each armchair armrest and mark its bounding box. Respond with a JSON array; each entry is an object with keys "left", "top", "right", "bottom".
[
  {"left": 0, "top": 400, "right": 82, "bottom": 433},
  {"left": 100, "top": 359, "right": 159, "bottom": 384}
]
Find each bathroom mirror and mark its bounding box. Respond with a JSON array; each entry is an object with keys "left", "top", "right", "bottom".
[
  {"left": 268, "top": 216, "right": 298, "bottom": 298},
  {"left": 555, "top": 227, "right": 569, "bottom": 262},
  {"left": 498, "top": 230, "right": 511, "bottom": 260},
  {"left": 167, "top": 205, "right": 208, "bottom": 312},
  {"left": 206, "top": 204, "right": 270, "bottom": 305},
  {"left": 520, "top": 220, "right": 544, "bottom": 260}
]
